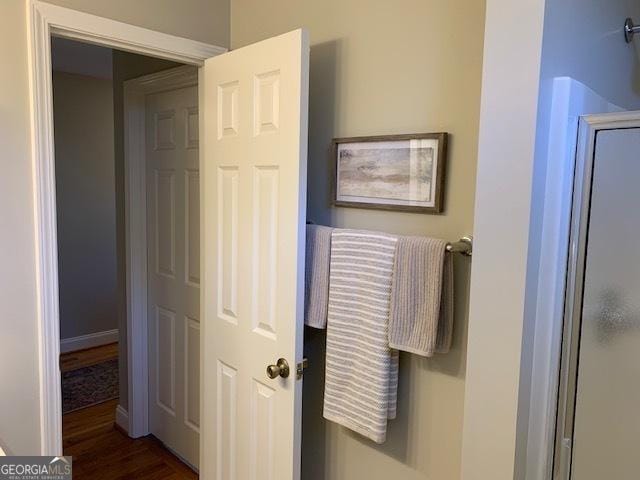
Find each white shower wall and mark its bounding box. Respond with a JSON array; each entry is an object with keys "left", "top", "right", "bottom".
[{"left": 522, "top": 76, "right": 621, "bottom": 479}]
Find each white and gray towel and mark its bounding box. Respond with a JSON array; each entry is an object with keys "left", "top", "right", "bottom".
[
  {"left": 323, "top": 229, "right": 399, "bottom": 444},
  {"left": 304, "top": 224, "right": 334, "bottom": 329},
  {"left": 389, "top": 236, "right": 454, "bottom": 356}
]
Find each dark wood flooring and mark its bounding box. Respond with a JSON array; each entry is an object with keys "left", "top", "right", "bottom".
[
  {"left": 62, "top": 345, "right": 197, "bottom": 479},
  {"left": 60, "top": 342, "right": 119, "bottom": 372}
]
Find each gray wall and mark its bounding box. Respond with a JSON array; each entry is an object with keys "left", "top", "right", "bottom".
[
  {"left": 538, "top": 0, "right": 640, "bottom": 109},
  {"left": 112, "top": 51, "right": 181, "bottom": 411},
  {"left": 53, "top": 71, "right": 118, "bottom": 341},
  {"left": 232, "top": 1, "right": 485, "bottom": 479}
]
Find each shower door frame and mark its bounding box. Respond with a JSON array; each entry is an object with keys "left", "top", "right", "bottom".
[{"left": 553, "top": 111, "right": 640, "bottom": 479}]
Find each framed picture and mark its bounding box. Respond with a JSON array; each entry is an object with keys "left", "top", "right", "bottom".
[{"left": 331, "top": 133, "right": 448, "bottom": 213}]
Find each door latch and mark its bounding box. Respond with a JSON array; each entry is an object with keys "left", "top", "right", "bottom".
[{"left": 296, "top": 358, "right": 308, "bottom": 380}]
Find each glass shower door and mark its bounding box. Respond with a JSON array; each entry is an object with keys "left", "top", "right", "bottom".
[{"left": 567, "top": 126, "right": 640, "bottom": 480}]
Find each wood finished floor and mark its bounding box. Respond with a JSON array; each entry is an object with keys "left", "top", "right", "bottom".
[
  {"left": 60, "top": 342, "right": 119, "bottom": 372},
  {"left": 62, "top": 345, "right": 197, "bottom": 479}
]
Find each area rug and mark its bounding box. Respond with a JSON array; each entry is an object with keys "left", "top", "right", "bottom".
[{"left": 62, "top": 359, "right": 119, "bottom": 413}]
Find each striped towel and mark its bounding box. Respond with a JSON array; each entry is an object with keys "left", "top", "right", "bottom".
[
  {"left": 304, "top": 224, "right": 334, "bottom": 328},
  {"left": 323, "top": 229, "right": 399, "bottom": 444},
  {"left": 389, "top": 236, "right": 454, "bottom": 356}
]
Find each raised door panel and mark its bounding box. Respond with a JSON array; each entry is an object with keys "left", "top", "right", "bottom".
[
  {"left": 185, "top": 169, "right": 200, "bottom": 287},
  {"left": 217, "top": 167, "right": 239, "bottom": 323},
  {"left": 218, "top": 81, "right": 239, "bottom": 139},
  {"left": 216, "top": 361, "right": 238, "bottom": 480},
  {"left": 155, "top": 169, "right": 176, "bottom": 279},
  {"left": 250, "top": 380, "right": 276, "bottom": 480},
  {"left": 254, "top": 71, "right": 280, "bottom": 135},
  {"left": 252, "top": 166, "right": 279, "bottom": 340},
  {"left": 155, "top": 110, "right": 176, "bottom": 150},
  {"left": 185, "top": 107, "right": 199, "bottom": 149},
  {"left": 185, "top": 316, "right": 200, "bottom": 432},
  {"left": 156, "top": 306, "right": 176, "bottom": 415}
]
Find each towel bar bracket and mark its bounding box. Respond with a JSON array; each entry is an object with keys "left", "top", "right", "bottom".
[{"left": 446, "top": 236, "right": 473, "bottom": 256}]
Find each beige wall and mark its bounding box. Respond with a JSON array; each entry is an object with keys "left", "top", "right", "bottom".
[
  {"left": 53, "top": 71, "right": 118, "bottom": 341},
  {"left": 460, "top": 0, "right": 546, "bottom": 478},
  {"left": 231, "top": 1, "right": 485, "bottom": 479},
  {"left": 0, "top": 0, "right": 41, "bottom": 457},
  {"left": 42, "top": 0, "right": 230, "bottom": 47},
  {"left": 0, "top": 0, "right": 227, "bottom": 455}
]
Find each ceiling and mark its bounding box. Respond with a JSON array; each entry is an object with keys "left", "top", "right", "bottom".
[{"left": 51, "top": 36, "right": 113, "bottom": 80}]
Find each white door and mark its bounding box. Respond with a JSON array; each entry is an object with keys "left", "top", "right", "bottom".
[
  {"left": 201, "top": 29, "right": 309, "bottom": 480},
  {"left": 146, "top": 84, "right": 200, "bottom": 468}
]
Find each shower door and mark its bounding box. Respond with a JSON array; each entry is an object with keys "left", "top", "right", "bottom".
[{"left": 555, "top": 113, "right": 640, "bottom": 479}]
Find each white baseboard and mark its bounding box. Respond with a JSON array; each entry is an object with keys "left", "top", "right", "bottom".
[
  {"left": 59, "top": 329, "right": 119, "bottom": 353},
  {"left": 115, "top": 404, "right": 129, "bottom": 434}
]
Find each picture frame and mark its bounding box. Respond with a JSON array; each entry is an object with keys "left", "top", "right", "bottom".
[{"left": 331, "top": 133, "right": 448, "bottom": 214}]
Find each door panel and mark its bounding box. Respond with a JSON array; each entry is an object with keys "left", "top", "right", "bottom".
[
  {"left": 185, "top": 169, "right": 200, "bottom": 287},
  {"left": 147, "top": 84, "right": 200, "bottom": 468},
  {"left": 201, "top": 29, "right": 309, "bottom": 480},
  {"left": 156, "top": 305, "right": 176, "bottom": 414},
  {"left": 185, "top": 316, "right": 200, "bottom": 430},
  {"left": 570, "top": 127, "right": 640, "bottom": 479}
]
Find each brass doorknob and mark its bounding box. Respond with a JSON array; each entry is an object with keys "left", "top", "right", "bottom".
[{"left": 266, "top": 358, "right": 290, "bottom": 379}]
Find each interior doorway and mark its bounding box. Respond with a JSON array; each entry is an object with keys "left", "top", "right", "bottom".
[
  {"left": 31, "top": 7, "right": 310, "bottom": 479},
  {"left": 27, "top": 3, "right": 225, "bottom": 458},
  {"left": 51, "top": 35, "right": 201, "bottom": 476}
]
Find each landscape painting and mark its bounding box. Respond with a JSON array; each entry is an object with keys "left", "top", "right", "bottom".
[{"left": 332, "top": 133, "right": 447, "bottom": 213}]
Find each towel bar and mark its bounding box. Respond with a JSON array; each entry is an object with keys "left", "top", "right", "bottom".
[
  {"left": 446, "top": 236, "right": 473, "bottom": 256},
  {"left": 307, "top": 220, "right": 473, "bottom": 256}
]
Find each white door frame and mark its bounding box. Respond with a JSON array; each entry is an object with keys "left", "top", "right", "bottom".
[
  {"left": 26, "top": 0, "right": 225, "bottom": 455},
  {"left": 123, "top": 65, "right": 200, "bottom": 439}
]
